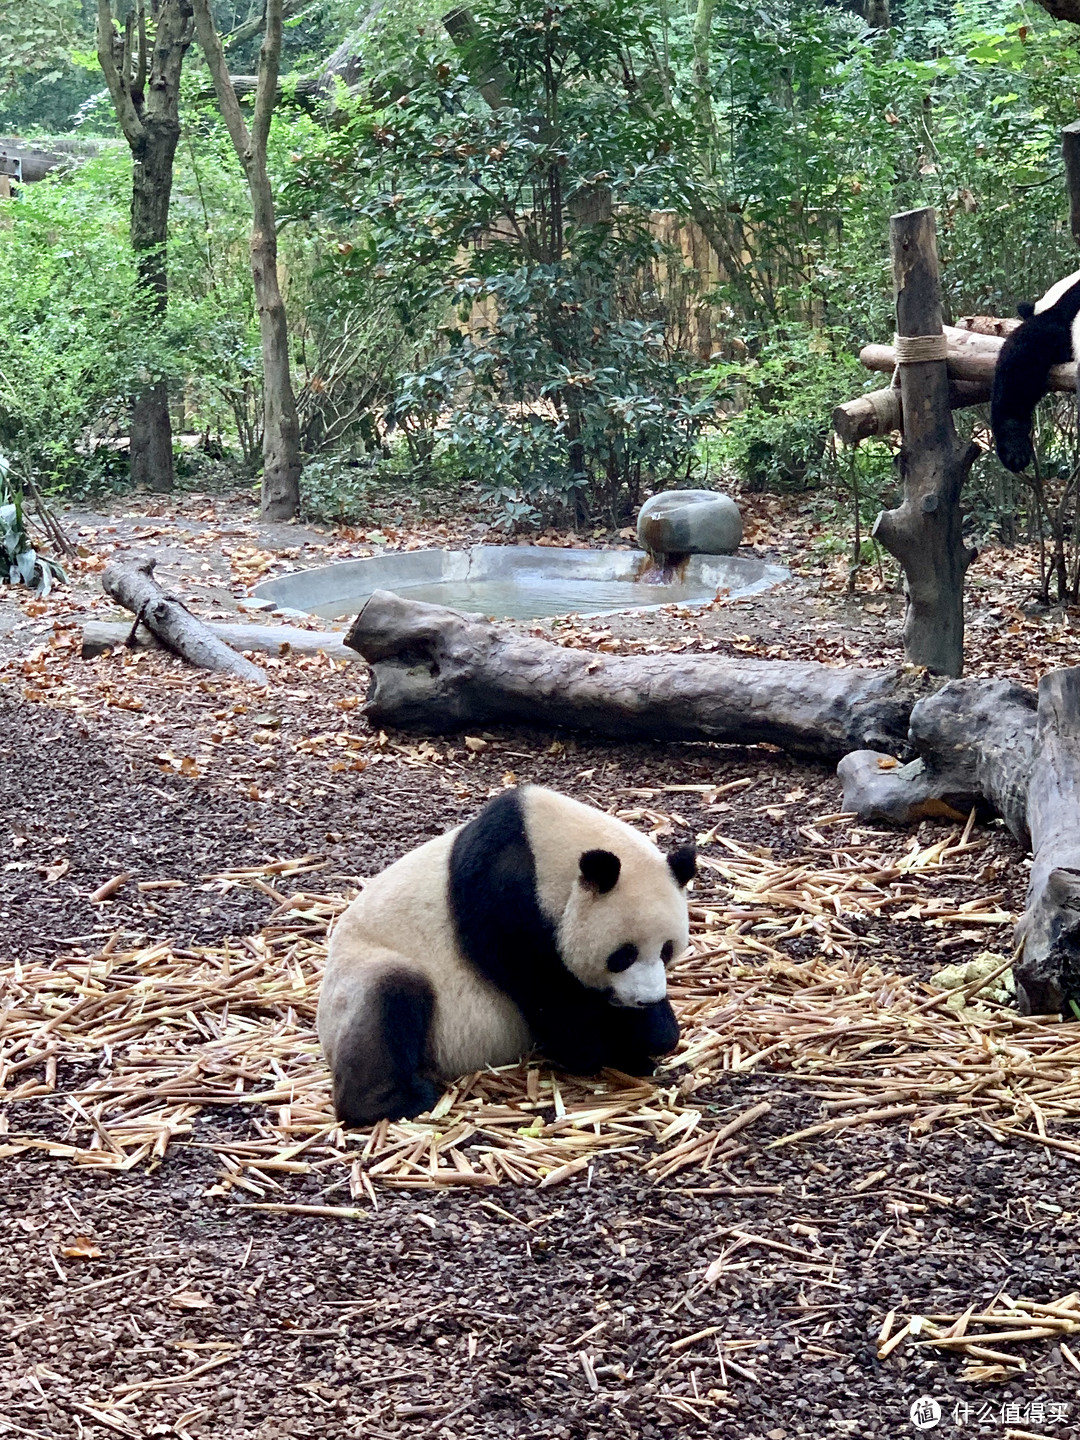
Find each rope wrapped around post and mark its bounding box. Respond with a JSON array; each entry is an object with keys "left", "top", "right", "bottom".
[{"left": 892, "top": 332, "right": 950, "bottom": 363}]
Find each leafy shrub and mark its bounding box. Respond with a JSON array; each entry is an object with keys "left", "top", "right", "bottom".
[
  {"left": 701, "top": 329, "right": 867, "bottom": 493},
  {"left": 294, "top": 0, "right": 713, "bottom": 527}
]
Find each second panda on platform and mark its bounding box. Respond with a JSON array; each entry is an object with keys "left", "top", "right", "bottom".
[
  {"left": 317, "top": 785, "right": 696, "bottom": 1126},
  {"left": 992, "top": 269, "right": 1080, "bottom": 473}
]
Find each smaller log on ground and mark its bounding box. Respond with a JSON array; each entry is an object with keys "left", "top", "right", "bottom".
[
  {"left": 838, "top": 678, "right": 1036, "bottom": 842},
  {"left": 82, "top": 618, "right": 352, "bottom": 663},
  {"left": 1014, "top": 667, "right": 1080, "bottom": 1016},
  {"left": 102, "top": 559, "right": 268, "bottom": 685},
  {"left": 344, "top": 590, "right": 938, "bottom": 762}
]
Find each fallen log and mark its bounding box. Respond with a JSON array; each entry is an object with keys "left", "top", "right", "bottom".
[
  {"left": 343, "top": 590, "right": 937, "bottom": 762},
  {"left": 82, "top": 618, "right": 352, "bottom": 664},
  {"left": 101, "top": 559, "right": 268, "bottom": 685},
  {"left": 838, "top": 677, "right": 1037, "bottom": 843},
  {"left": 1014, "top": 667, "right": 1080, "bottom": 1016}
]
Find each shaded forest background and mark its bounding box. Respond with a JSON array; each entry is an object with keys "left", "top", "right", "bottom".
[{"left": 5, "top": 0, "right": 1080, "bottom": 556}]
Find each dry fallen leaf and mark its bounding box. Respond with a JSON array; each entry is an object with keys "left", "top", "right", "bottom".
[
  {"left": 168, "top": 1290, "right": 213, "bottom": 1310},
  {"left": 464, "top": 736, "right": 488, "bottom": 753},
  {"left": 61, "top": 1237, "right": 103, "bottom": 1260},
  {"left": 876, "top": 755, "right": 900, "bottom": 770}
]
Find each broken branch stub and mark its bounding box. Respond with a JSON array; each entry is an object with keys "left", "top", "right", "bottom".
[
  {"left": 102, "top": 559, "right": 268, "bottom": 685},
  {"left": 838, "top": 678, "right": 1036, "bottom": 843},
  {"left": 344, "top": 590, "right": 934, "bottom": 762}
]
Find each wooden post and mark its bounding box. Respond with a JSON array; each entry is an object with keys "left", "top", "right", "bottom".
[{"left": 872, "top": 208, "right": 978, "bottom": 677}]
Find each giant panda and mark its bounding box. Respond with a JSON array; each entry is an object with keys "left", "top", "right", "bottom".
[
  {"left": 317, "top": 784, "right": 696, "bottom": 1126},
  {"left": 991, "top": 269, "right": 1080, "bottom": 473}
]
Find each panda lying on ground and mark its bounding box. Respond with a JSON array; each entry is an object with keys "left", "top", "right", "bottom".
[
  {"left": 317, "top": 785, "right": 696, "bottom": 1126},
  {"left": 992, "top": 269, "right": 1080, "bottom": 473}
]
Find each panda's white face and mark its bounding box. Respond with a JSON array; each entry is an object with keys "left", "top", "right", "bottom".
[{"left": 555, "top": 845, "right": 693, "bottom": 1008}]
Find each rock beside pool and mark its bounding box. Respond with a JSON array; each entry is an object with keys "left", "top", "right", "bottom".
[{"left": 637, "top": 490, "right": 743, "bottom": 558}]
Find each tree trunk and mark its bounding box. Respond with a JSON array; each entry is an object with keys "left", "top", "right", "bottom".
[
  {"left": 96, "top": 0, "right": 195, "bottom": 496},
  {"left": 192, "top": 0, "right": 301, "bottom": 520},
  {"left": 871, "top": 209, "right": 978, "bottom": 676},
  {"left": 129, "top": 123, "right": 181, "bottom": 492},
  {"left": 838, "top": 677, "right": 1037, "bottom": 843},
  {"left": 1014, "top": 667, "right": 1080, "bottom": 1016},
  {"left": 250, "top": 167, "right": 301, "bottom": 519},
  {"left": 102, "top": 559, "right": 268, "bottom": 683},
  {"left": 691, "top": 0, "right": 717, "bottom": 145},
  {"left": 343, "top": 590, "right": 935, "bottom": 762}
]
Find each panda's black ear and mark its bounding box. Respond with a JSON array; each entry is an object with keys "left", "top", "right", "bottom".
[
  {"left": 1018, "top": 301, "right": 1035, "bottom": 320},
  {"left": 579, "top": 849, "right": 621, "bottom": 894},
  {"left": 667, "top": 844, "right": 697, "bottom": 888}
]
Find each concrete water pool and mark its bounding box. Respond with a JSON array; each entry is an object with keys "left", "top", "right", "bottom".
[{"left": 252, "top": 545, "right": 789, "bottom": 622}]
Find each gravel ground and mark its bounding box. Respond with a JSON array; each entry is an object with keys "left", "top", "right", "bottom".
[{"left": 1, "top": 492, "right": 1078, "bottom": 1439}]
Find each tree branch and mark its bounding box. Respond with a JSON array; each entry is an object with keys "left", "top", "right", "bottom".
[
  {"left": 96, "top": 0, "right": 144, "bottom": 143},
  {"left": 252, "top": 0, "right": 283, "bottom": 156},
  {"left": 192, "top": 0, "right": 253, "bottom": 166}
]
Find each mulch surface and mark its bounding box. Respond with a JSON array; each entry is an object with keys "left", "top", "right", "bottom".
[{"left": 2, "top": 490, "right": 1080, "bottom": 1438}]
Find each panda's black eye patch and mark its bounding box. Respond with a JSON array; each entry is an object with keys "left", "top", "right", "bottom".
[
  {"left": 607, "top": 943, "right": 638, "bottom": 973},
  {"left": 661, "top": 941, "right": 675, "bottom": 965}
]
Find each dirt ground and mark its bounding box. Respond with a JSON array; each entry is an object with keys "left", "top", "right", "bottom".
[{"left": 2, "top": 488, "right": 1080, "bottom": 1440}]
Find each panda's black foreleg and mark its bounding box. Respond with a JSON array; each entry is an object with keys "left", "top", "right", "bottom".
[
  {"left": 536, "top": 996, "right": 681, "bottom": 1078},
  {"left": 331, "top": 970, "right": 440, "bottom": 1127},
  {"left": 601, "top": 999, "right": 680, "bottom": 1076}
]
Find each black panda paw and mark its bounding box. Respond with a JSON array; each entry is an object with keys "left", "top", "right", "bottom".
[
  {"left": 995, "top": 419, "right": 1034, "bottom": 474},
  {"left": 398, "top": 1077, "right": 441, "bottom": 1120}
]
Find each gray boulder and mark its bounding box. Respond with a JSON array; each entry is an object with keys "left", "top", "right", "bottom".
[{"left": 637, "top": 489, "right": 743, "bottom": 557}]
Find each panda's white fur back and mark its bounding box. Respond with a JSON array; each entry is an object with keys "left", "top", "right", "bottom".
[
  {"left": 1034, "top": 269, "right": 1080, "bottom": 314},
  {"left": 319, "top": 828, "right": 531, "bottom": 1077}
]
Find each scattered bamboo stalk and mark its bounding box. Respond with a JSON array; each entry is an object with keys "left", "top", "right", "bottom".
[{"left": 4, "top": 825, "right": 1080, "bottom": 1192}]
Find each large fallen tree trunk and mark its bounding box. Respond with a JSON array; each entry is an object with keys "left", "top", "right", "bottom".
[
  {"left": 343, "top": 590, "right": 936, "bottom": 762},
  {"left": 838, "top": 667, "right": 1080, "bottom": 1016},
  {"left": 838, "top": 677, "right": 1037, "bottom": 844},
  {"left": 102, "top": 559, "right": 268, "bottom": 685},
  {"left": 1014, "top": 668, "right": 1080, "bottom": 1016}
]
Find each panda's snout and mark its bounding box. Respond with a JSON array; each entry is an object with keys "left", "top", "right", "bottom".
[{"left": 608, "top": 956, "right": 667, "bottom": 1008}]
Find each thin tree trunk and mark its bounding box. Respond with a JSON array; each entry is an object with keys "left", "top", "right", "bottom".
[
  {"left": 192, "top": 0, "right": 301, "bottom": 520},
  {"left": 96, "top": 0, "right": 194, "bottom": 495},
  {"left": 692, "top": 0, "right": 717, "bottom": 147},
  {"left": 129, "top": 125, "right": 180, "bottom": 491}
]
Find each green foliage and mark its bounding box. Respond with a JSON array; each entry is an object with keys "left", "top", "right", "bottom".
[
  {"left": 0, "top": 460, "right": 66, "bottom": 595},
  {"left": 0, "top": 0, "right": 102, "bottom": 131},
  {"left": 294, "top": 0, "right": 710, "bottom": 526},
  {"left": 700, "top": 329, "right": 866, "bottom": 493}
]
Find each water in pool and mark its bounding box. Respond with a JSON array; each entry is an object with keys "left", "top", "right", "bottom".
[{"left": 307, "top": 573, "right": 716, "bottom": 622}]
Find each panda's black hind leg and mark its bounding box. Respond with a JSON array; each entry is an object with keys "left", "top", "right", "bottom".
[{"left": 331, "top": 969, "right": 440, "bottom": 1126}]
